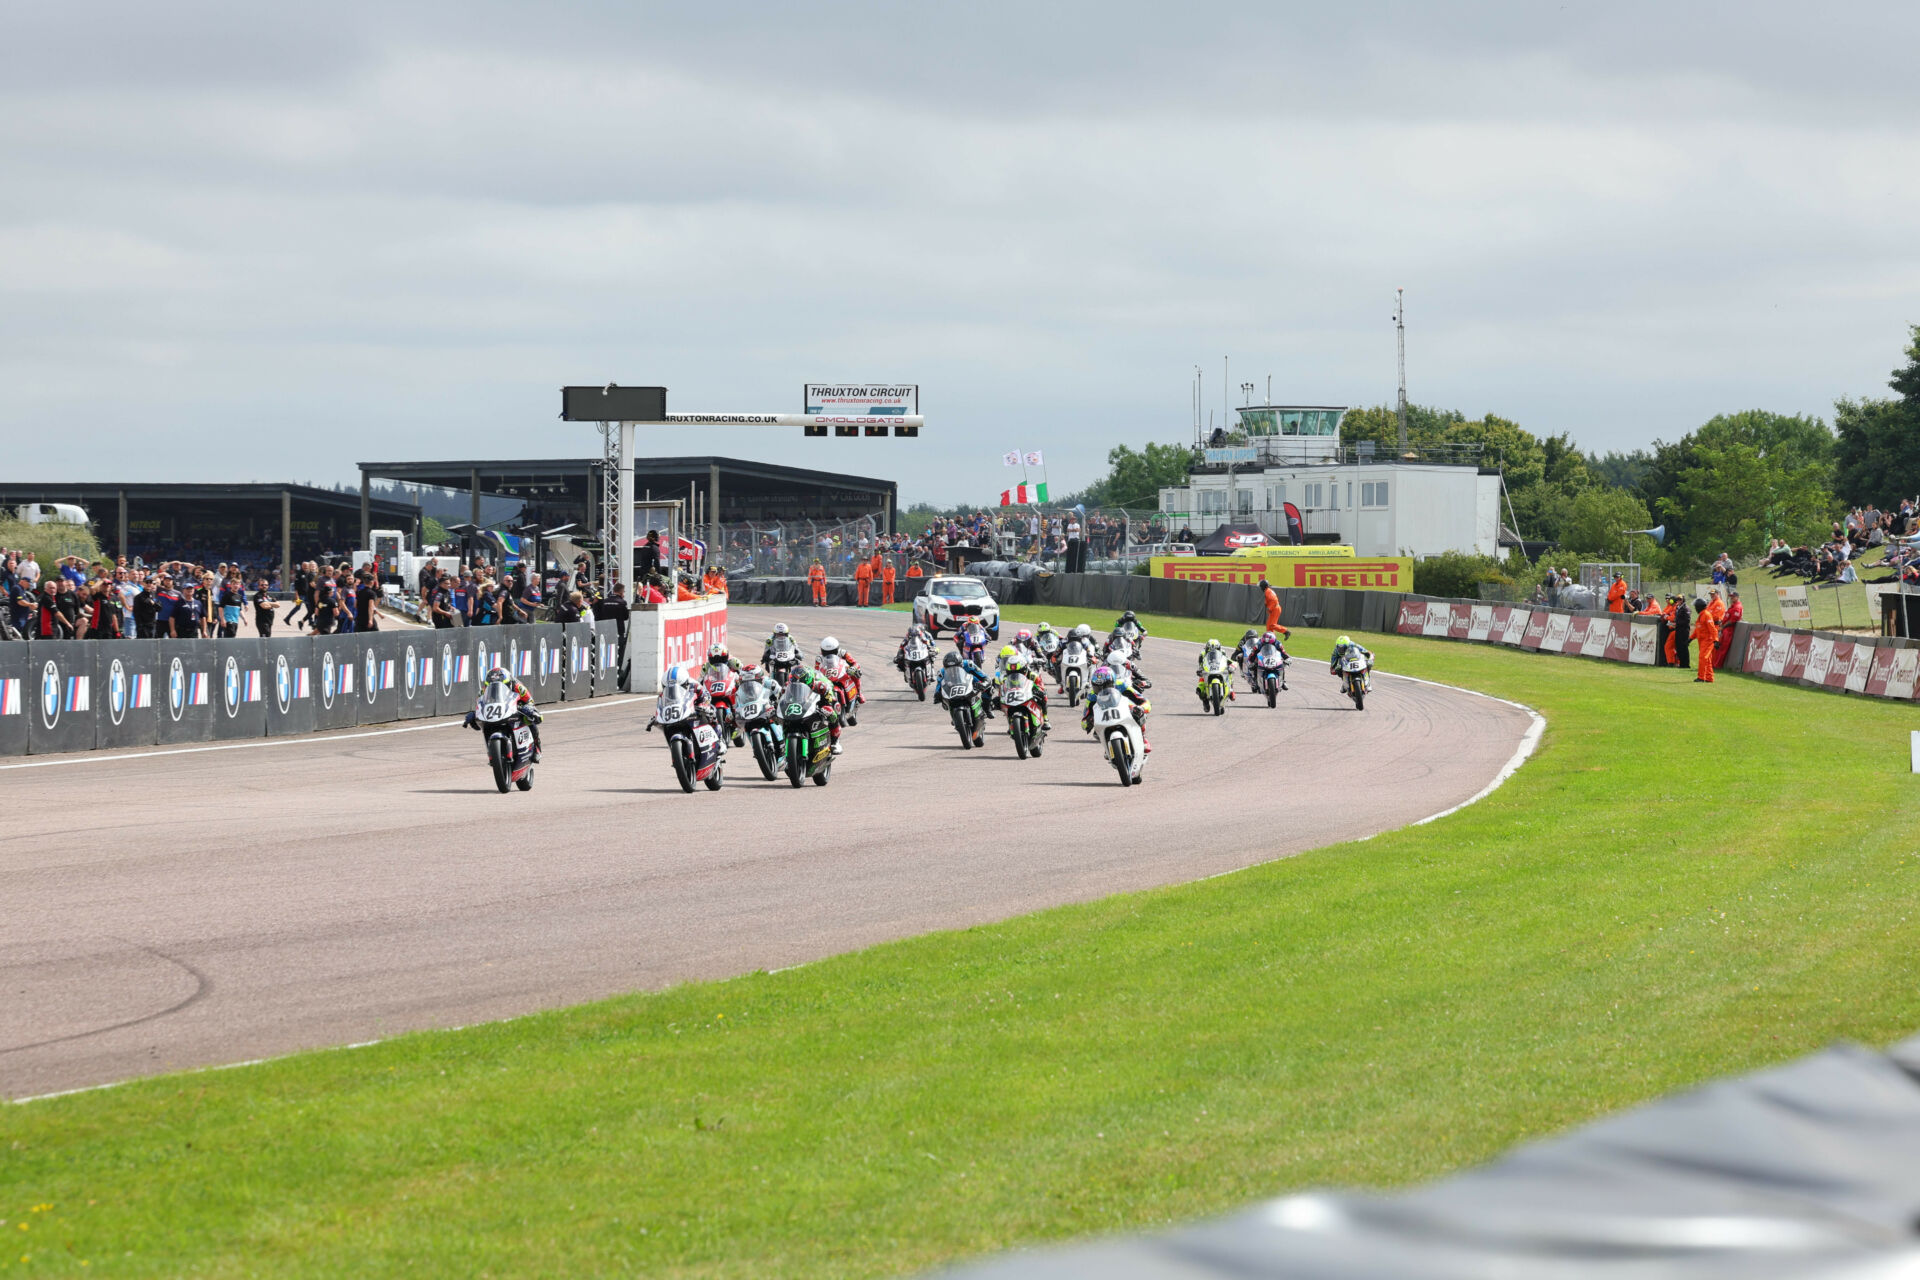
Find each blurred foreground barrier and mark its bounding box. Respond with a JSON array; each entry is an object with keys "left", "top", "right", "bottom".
[{"left": 942, "top": 1031, "right": 1920, "bottom": 1279}]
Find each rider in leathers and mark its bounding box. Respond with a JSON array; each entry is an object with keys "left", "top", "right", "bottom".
[
  {"left": 1081, "top": 662, "right": 1151, "bottom": 752},
  {"left": 790, "top": 663, "right": 845, "bottom": 754},
  {"left": 465, "top": 667, "right": 544, "bottom": 761},
  {"left": 1195, "top": 638, "right": 1236, "bottom": 704}
]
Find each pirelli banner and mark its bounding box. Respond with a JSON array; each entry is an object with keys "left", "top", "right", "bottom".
[{"left": 1154, "top": 553, "right": 1413, "bottom": 592}]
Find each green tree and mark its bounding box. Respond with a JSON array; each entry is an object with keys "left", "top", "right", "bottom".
[
  {"left": 1660, "top": 441, "right": 1833, "bottom": 559},
  {"left": 1557, "top": 488, "right": 1654, "bottom": 559},
  {"left": 1834, "top": 326, "right": 1920, "bottom": 504},
  {"left": 422, "top": 516, "right": 448, "bottom": 546},
  {"left": 1100, "top": 442, "right": 1197, "bottom": 509}
]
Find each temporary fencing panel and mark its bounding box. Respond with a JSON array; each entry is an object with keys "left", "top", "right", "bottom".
[
  {"left": 156, "top": 640, "right": 220, "bottom": 744},
  {"left": 0, "top": 641, "right": 31, "bottom": 756},
  {"left": 210, "top": 638, "right": 269, "bottom": 741},
  {"left": 311, "top": 633, "right": 363, "bottom": 732},
  {"left": 391, "top": 633, "right": 439, "bottom": 721},
  {"left": 93, "top": 640, "right": 161, "bottom": 751},
  {"left": 435, "top": 632, "right": 476, "bottom": 715},
  {"left": 265, "top": 637, "right": 319, "bottom": 737},
  {"left": 26, "top": 640, "right": 97, "bottom": 755},
  {"left": 594, "top": 619, "right": 624, "bottom": 695},
  {"left": 527, "top": 624, "right": 564, "bottom": 705},
  {"left": 563, "top": 621, "right": 595, "bottom": 701}
]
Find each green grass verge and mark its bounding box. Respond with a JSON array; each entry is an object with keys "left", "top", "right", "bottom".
[{"left": 7, "top": 606, "right": 1920, "bottom": 1277}]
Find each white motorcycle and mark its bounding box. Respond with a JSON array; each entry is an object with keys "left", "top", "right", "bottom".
[
  {"left": 1091, "top": 686, "right": 1146, "bottom": 787},
  {"left": 1255, "top": 645, "right": 1289, "bottom": 707},
  {"left": 1105, "top": 638, "right": 1151, "bottom": 691},
  {"left": 736, "top": 676, "right": 784, "bottom": 781},
  {"left": 1337, "top": 649, "right": 1373, "bottom": 711},
  {"left": 1197, "top": 649, "right": 1233, "bottom": 716},
  {"left": 473, "top": 681, "right": 536, "bottom": 793},
  {"left": 901, "top": 633, "right": 934, "bottom": 700},
  {"left": 1000, "top": 670, "right": 1048, "bottom": 759},
  {"left": 765, "top": 635, "right": 801, "bottom": 684},
  {"left": 1059, "top": 637, "right": 1092, "bottom": 705}
]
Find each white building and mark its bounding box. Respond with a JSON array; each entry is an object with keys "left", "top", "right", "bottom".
[{"left": 1158, "top": 406, "right": 1505, "bottom": 558}]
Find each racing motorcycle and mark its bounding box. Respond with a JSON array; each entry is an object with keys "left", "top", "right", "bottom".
[
  {"left": 955, "top": 620, "right": 989, "bottom": 669},
  {"left": 1090, "top": 686, "right": 1146, "bottom": 787},
  {"left": 703, "top": 665, "right": 742, "bottom": 745},
  {"left": 939, "top": 663, "right": 985, "bottom": 749},
  {"left": 901, "top": 631, "right": 934, "bottom": 700},
  {"left": 1198, "top": 649, "right": 1232, "bottom": 716},
  {"left": 818, "top": 654, "right": 860, "bottom": 727},
  {"left": 1256, "top": 645, "right": 1289, "bottom": 708},
  {"left": 1034, "top": 629, "right": 1063, "bottom": 679},
  {"left": 1000, "top": 670, "right": 1048, "bottom": 759},
  {"left": 1105, "top": 638, "right": 1152, "bottom": 691},
  {"left": 652, "top": 680, "right": 725, "bottom": 792},
  {"left": 780, "top": 675, "right": 834, "bottom": 786},
  {"left": 473, "top": 679, "right": 536, "bottom": 793},
  {"left": 1337, "top": 649, "right": 1372, "bottom": 711},
  {"left": 1059, "top": 636, "right": 1092, "bottom": 705},
  {"left": 765, "top": 634, "right": 801, "bottom": 684},
  {"left": 736, "top": 674, "right": 785, "bottom": 781}
]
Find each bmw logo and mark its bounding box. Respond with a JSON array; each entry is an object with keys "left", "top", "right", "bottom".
[
  {"left": 364, "top": 648, "right": 378, "bottom": 705},
  {"left": 108, "top": 658, "right": 128, "bottom": 727},
  {"left": 275, "top": 654, "right": 291, "bottom": 714},
  {"left": 538, "top": 638, "right": 549, "bottom": 684},
  {"left": 440, "top": 642, "right": 455, "bottom": 697},
  {"left": 508, "top": 639, "right": 521, "bottom": 680},
  {"left": 321, "top": 650, "right": 337, "bottom": 709},
  {"left": 223, "top": 655, "right": 241, "bottom": 717},
  {"left": 39, "top": 660, "right": 59, "bottom": 731},
  {"left": 403, "top": 645, "right": 418, "bottom": 699},
  {"left": 168, "top": 657, "right": 186, "bottom": 721}
]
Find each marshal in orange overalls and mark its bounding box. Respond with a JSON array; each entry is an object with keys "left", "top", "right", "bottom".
[
  {"left": 1607, "top": 577, "right": 1628, "bottom": 613},
  {"left": 880, "top": 559, "right": 897, "bottom": 605},
  {"left": 808, "top": 560, "right": 827, "bottom": 606},
  {"left": 1692, "top": 611, "right": 1718, "bottom": 682},
  {"left": 854, "top": 558, "right": 874, "bottom": 607}
]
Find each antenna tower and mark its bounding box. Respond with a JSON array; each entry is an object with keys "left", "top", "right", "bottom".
[{"left": 1394, "top": 287, "right": 1409, "bottom": 456}]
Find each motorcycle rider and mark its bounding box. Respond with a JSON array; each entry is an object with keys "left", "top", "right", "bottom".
[
  {"left": 1111, "top": 609, "right": 1147, "bottom": 654},
  {"left": 790, "top": 662, "right": 845, "bottom": 754},
  {"left": 1254, "top": 630, "right": 1290, "bottom": 692},
  {"left": 1329, "top": 634, "right": 1374, "bottom": 681},
  {"left": 1081, "top": 662, "right": 1151, "bottom": 752},
  {"left": 761, "top": 621, "right": 800, "bottom": 672},
  {"left": 997, "top": 650, "right": 1051, "bottom": 727},
  {"left": 816, "top": 635, "right": 864, "bottom": 706},
  {"left": 701, "top": 642, "right": 745, "bottom": 744},
  {"left": 465, "top": 664, "right": 543, "bottom": 760},
  {"left": 1032, "top": 621, "right": 1062, "bottom": 664},
  {"left": 1195, "top": 638, "right": 1236, "bottom": 705},
  {"left": 935, "top": 650, "right": 992, "bottom": 747},
  {"left": 954, "top": 616, "right": 989, "bottom": 661},
  {"left": 1231, "top": 628, "right": 1262, "bottom": 676},
  {"left": 894, "top": 620, "right": 934, "bottom": 671}
]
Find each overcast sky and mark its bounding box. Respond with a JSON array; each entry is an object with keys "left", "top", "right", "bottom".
[{"left": 3, "top": 1, "right": 1915, "bottom": 504}]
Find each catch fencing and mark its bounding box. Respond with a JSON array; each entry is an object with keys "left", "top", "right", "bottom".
[{"left": 0, "top": 620, "right": 628, "bottom": 757}]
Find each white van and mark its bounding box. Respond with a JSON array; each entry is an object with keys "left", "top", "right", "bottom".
[{"left": 14, "top": 502, "right": 91, "bottom": 526}]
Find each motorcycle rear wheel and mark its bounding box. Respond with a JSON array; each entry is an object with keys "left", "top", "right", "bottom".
[
  {"left": 515, "top": 766, "right": 534, "bottom": 792},
  {"left": 812, "top": 763, "right": 831, "bottom": 786},
  {"left": 704, "top": 763, "right": 724, "bottom": 791}
]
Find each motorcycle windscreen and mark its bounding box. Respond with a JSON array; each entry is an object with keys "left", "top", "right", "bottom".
[{"left": 477, "top": 682, "right": 517, "bottom": 721}]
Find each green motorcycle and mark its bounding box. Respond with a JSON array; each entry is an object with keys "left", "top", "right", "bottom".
[{"left": 781, "top": 676, "right": 835, "bottom": 787}]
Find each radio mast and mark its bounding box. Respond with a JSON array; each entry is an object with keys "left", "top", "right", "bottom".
[{"left": 1394, "top": 287, "right": 1408, "bottom": 456}]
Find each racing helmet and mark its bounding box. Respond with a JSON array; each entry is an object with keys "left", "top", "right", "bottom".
[
  {"left": 486, "top": 665, "right": 511, "bottom": 684},
  {"left": 772, "top": 622, "right": 790, "bottom": 637},
  {"left": 1090, "top": 664, "right": 1116, "bottom": 688},
  {"left": 1337, "top": 635, "right": 1352, "bottom": 647},
  {"left": 1263, "top": 631, "right": 1278, "bottom": 645},
  {"left": 1242, "top": 628, "right": 1259, "bottom": 641},
  {"left": 820, "top": 636, "right": 841, "bottom": 657},
  {"left": 942, "top": 652, "right": 963, "bottom": 668},
  {"left": 1120, "top": 610, "right": 1137, "bottom": 623},
  {"left": 1072, "top": 623, "right": 1093, "bottom": 640},
  {"left": 1015, "top": 628, "right": 1033, "bottom": 643},
  {"left": 1205, "top": 638, "right": 1223, "bottom": 651},
  {"left": 708, "top": 642, "right": 729, "bottom": 664},
  {"left": 998, "top": 644, "right": 1017, "bottom": 660},
  {"left": 1036, "top": 621, "right": 1054, "bottom": 634},
  {"left": 1004, "top": 652, "right": 1027, "bottom": 675}
]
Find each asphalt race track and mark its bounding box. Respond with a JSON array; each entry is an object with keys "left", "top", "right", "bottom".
[{"left": 2, "top": 606, "right": 1532, "bottom": 1099}]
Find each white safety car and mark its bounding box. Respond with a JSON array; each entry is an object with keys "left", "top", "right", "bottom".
[{"left": 912, "top": 575, "right": 1000, "bottom": 638}]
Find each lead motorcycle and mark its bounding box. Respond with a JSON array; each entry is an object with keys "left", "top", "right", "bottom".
[
  {"left": 901, "top": 631, "right": 934, "bottom": 700},
  {"left": 736, "top": 672, "right": 785, "bottom": 781},
  {"left": 938, "top": 661, "right": 986, "bottom": 749},
  {"left": 1337, "top": 649, "right": 1372, "bottom": 711},
  {"left": 764, "top": 632, "right": 802, "bottom": 684},
  {"left": 471, "top": 678, "right": 536, "bottom": 793},
  {"left": 1256, "top": 644, "right": 1289, "bottom": 707},
  {"left": 1197, "top": 647, "right": 1232, "bottom": 716},
  {"left": 781, "top": 675, "right": 834, "bottom": 786},
  {"left": 651, "top": 675, "right": 725, "bottom": 792}
]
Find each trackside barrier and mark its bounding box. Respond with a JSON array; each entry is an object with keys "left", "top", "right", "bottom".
[
  {"left": 627, "top": 599, "right": 727, "bottom": 694},
  {"left": 0, "top": 622, "right": 625, "bottom": 757}
]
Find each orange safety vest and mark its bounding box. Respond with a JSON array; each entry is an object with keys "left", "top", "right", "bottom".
[
  {"left": 906, "top": 563, "right": 923, "bottom": 578},
  {"left": 854, "top": 561, "right": 873, "bottom": 582},
  {"left": 808, "top": 564, "right": 826, "bottom": 582}
]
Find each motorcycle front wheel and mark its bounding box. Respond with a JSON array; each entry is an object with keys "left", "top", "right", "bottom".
[
  {"left": 672, "top": 739, "right": 695, "bottom": 793},
  {"left": 753, "top": 734, "right": 776, "bottom": 781},
  {"left": 1109, "top": 734, "right": 1133, "bottom": 787},
  {"left": 488, "top": 736, "right": 510, "bottom": 794},
  {"left": 1011, "top": 715, "right": 1029, "bottom": 759}
]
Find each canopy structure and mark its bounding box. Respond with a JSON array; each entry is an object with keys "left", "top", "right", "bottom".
[{"left": 1192, "top": 522, "right": 1277, "bottom": 555}]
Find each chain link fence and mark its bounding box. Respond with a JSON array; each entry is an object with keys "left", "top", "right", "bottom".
[{"left": 715, "top": 507, "right": 1178, "bottom": 578}]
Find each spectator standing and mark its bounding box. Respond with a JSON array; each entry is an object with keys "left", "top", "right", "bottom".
[
  {"left": 175, "top": 578, "right": 205, "bottom": 638},
  {"left": 17, "top": 552, "right": 40, "bottom": 592},
  {"left": 355, "top": 570, "right": 379, "bottom": 631},
  {"left": 253, "top": 578, "right": 278, "bottom": 638},
  {"left": 335, "top": 572, "right": 357, "bottom": 634},
  {"left": 216, "top": 574, "right": 246, "bottom": 638},
  {"left": 312, "top": 570, "right": 337, "bottom": 635}
]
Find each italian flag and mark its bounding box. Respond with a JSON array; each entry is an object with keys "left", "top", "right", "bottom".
[{"left": 999, "top": 482, "right": 1047, "bottom": 506}]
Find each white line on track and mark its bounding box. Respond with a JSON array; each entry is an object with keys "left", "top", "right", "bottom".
[{"left": 0, "top": 697, "right": 652, "bottom": 772}]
